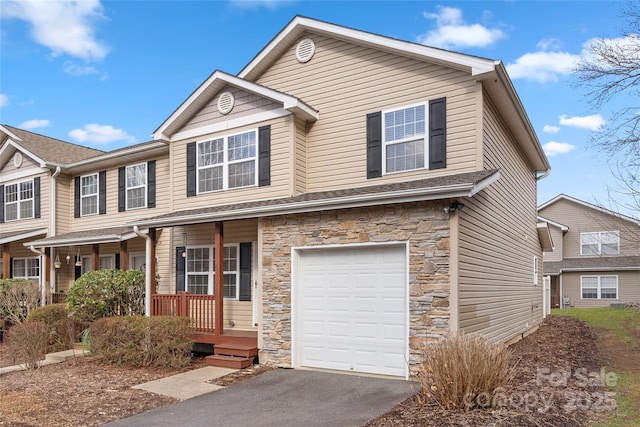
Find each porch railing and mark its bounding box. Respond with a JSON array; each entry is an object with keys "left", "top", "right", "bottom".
[
  {"left": 151, "top": 292, "right": 216, "bottom": 333},
  {"left": 50, "top": 293, "right": 68, "bottom": 304}
]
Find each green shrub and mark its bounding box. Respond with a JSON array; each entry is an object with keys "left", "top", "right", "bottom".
[
  {"left": 0, "top": 279, "right": 41, "bottom": 325},
  {"left": 90, "top": 316, "right": 192, "bottom": 369},
  {"left": 7, "top": 322, "right": 49, "bottom": 369},
  {"left": 26, "top": 304, "right": 71, "bottom": 352},
  {"left": 66, "top": 269, "right": 144, "bottom": 323},
  {"left": 417, "top": 333, "right": 514, "bottom": 411}
]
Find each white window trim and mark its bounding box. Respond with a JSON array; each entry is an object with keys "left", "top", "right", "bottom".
[
  {"left": 80, "top": 173, "right": 99, "bottom": 217},
  {"left": 12, "top": 257, "right": 40, "bottom": 280},
  {"left": 99, "top": 254, "right": 116, "bottom": 270},
  {"left": 186, "top": 245, "right": 214, "bottom": 295},
  {"left": 125, "top": 163, "right": 147, "bottom": 211},
  {"left": 185, "top": 243, "right": 240, "bottom": 299},
  {"left": 381, "top": 101, "right": 428, "bottom": 176},
  {"left": 580, "top": 231, "right": 620, "bottom": 255},
  {"left": 196, "top": 129, "right": 258, "bottom": 194},
  {"left": 580, "top": 275, "right": 618, "bottom": 300},
  {"left": 533, "top": 256, "right": 539, "bottom": 285},
  {"left": 129, "top": 252, "right": 146, "bottom": 271},
  {"left": 4, "top": 178, "right": 34, "bottom": 221}
]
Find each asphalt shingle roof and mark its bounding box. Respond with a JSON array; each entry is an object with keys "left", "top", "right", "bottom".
[{"left": 544, "top": 256, "right": 640, "bottom": 275}]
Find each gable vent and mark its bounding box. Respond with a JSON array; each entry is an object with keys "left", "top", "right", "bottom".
[
  {"left": 296, "top": 38, "right": 315, "bottom": 63},
  {"left": 217, "top": 91, "right": 235, "bottom": 115}
]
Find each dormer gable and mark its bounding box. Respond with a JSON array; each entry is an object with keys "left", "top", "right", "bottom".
[{"left": 153, "top": 70, "right": 318, "bottom": 141}]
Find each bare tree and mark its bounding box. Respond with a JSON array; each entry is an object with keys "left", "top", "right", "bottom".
[{"left": 573, "top": 2, "right": 640, "bottom": 217}]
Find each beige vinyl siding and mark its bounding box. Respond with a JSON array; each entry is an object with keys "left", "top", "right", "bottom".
[
  {"left": 179, "top": 86, "right": 282, "bottom": 133},
  {"left": 457, "top": 92, "right": 542, "bottom": 343},
  {"left": 69, "top": 155, "right": 171, "bottom": 232},
  {"left": 1, "top": 171, "right": 50, "bottom": 234},
  {"left": 539, "top": 198, "right": 640, "bottom": 258},
  {"left": 1, "top": 153, "right": 40, "bottom": 174},
  {"left": 561, "top": 270, "right": 640, "bottom": 308},
  {"left": 254, "top": 33, "right": 479, "bottom": 192},
  {"left": 55, "top": 175, "right": 71, "bottom": 234},
  {"left": 166, "top": 219, "right": 259, "bottom": 331},
  {"left": 543, "top": 226, "right": 564, "bottom": 262},
  {"left": 295, "top": 116, "right": 307, "bottom": 194},
  {"left": 172, "top": 118, "right": 294, "bottom": 210}
]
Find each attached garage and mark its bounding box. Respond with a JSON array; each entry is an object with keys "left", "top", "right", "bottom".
[{"left": 293, "top": 244, "right": 408, "bottom": 378}]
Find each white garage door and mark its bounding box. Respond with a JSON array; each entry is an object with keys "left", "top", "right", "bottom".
[{"left": 297, "top": 245, "right": 407, "bottom": 377}]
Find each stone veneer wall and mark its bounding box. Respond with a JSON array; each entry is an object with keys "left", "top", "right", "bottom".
[{"left": 259, "top": 200, "right": 452, "bottom": 373}]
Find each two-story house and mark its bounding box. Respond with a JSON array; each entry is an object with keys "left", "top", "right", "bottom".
[
  {"left": 3, "top": 16, "right": 551, "bottom": 379},
  {"left": 538, "top": 194, "right": 640, "bottom": 309}
]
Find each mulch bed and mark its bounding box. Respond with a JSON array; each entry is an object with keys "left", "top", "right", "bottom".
[{"left": 365, "top": 315, "right": 611, "bottom": 426}]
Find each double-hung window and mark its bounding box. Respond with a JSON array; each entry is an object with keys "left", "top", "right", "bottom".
[
  {"left": 580, "top": 231, "right": 619, "bottom": 255},
  {"left": 80, "top": 174, "right": 98, "bottom": 216},
  {"left": 185, "top": 244, "right": 239, "bottom": 298},
  {"left": 5, "top": 179, "right": 33, "bottom": 221},
  {"left": 12, "top": 257, "right": 40, "bottom": 280},
  {"left": 197, "top": 130, "right": 257, "bottom": 193},
  {"left": 383, "top": 103, "right": 426, "bottom": 174},
  {"left": 99, "top": 255, "right": 115, "bottom": 270},
  {"left": 126, "top": 163, "right": 147, "bottom": 209},
  {"left": 581, "top": 275, "right": 618, "bottom": 299}
]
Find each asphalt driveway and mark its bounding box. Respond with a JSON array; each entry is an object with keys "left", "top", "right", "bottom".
[{"left": 105, "top": 369, "right": 415, "bottom": 427}]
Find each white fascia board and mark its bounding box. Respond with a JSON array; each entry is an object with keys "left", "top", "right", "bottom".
[
  {"left": 1, "top": 140, "right": 48, "bottom": 168},
  {"left": 132, "top": 171, "right": 500, "bottom": 228},
  {"left": 239, "top": 16, "right": 496, "bottom": 79},
  {"left": 537, "top": 215, "right": 569, "bottom": 232},
  {"left": 537, "top": 222, "right": 555, "bottom": 252},
  {"left": 170, "top": 109, "right": 291, "bottom": 142},
  {"left": 25, "top": 229, "right": 145, "bottom": 248},
  {"left": 0, "top": 166, "right": 50, "bottom": 184},
  {"left": 1, "top": 228, "right": 48, "bottom": 245},
  {"left": 0, "top": 125, "right": 22, "bottom": 141},
  {"left": 65, "top": 142, "right": 168, "bottom": 171}
]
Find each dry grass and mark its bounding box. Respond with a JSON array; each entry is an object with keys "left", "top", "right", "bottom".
[{"left": 417, "top": 332, "right": 514, "bottom": 411}]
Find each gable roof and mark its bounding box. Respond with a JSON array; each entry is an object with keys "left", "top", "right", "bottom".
[
  {"left": 538, "top": 194, "right": 640, "bottom": 226},
  {"left": 130, "top": 169, "right": 499, "bottom": 228},
  {"left": 237, "top": 16, "right": 549, "bottom": 174},
  {"left": 0, "top": 125, "right": 104, "bottom": 168},
  {"left": 537, "top": 215, "right": 569, "bottom": 231},
  {"left": 153, "top": 70, "right": 319, "bottom": 141}
]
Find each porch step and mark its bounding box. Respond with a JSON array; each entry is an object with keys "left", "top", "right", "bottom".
[
  {"left": 214, "top": 343, "right": 258, "bottom": 358},
  {"left": 206, "top": 354, "right": 253, "bottom": 369}
]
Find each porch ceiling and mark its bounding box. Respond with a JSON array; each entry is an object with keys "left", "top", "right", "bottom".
[
  {"left": 24, "top": 226, "right": 145, "bottom": 248},
  {"left": 130, "top": 169, "right": 500, "bottom": 228}
]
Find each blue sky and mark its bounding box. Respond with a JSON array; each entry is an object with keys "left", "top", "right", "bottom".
[{"left": 0, "top": 1, "right": 635, "bottom": 215}]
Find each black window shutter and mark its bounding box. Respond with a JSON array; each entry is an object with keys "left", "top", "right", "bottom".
[
  {"left": 75, "top": 264, "right": 82, "bottom": 281},
  {"left": 258, "top": 125, "right": 271, "bottom": 187},
  {"left": 429, "top": 97, "right": 447, "bottom": 170},
  {"left": 99, "top": 171, "right": 107, "bottom": 215},
  {"left": 239, "top": 242, "right": 252, "bottom": 301},
  {"left": 0, "top": 184, "right": 4, "bottom": 223},
  {"left": 74, "top": 176, "right": 81, "bottom": 218},
  {"left": 115, "top": 253, "right": 120, "bottom": 269},
  {"left": 9, "top": 258, "right": 13, "bottom": 278},
  {"left": 33, "top": 177, "right": 41, "bottom": 219},
  {"left": 147, "top": 160, "right": 156, "bottom": 208},
  {"left": 186, "top": 142, "right": 196, "bottom": 197},
  {"left": 118, "top": 167, "right": 126, "bottom": 212},
  {"left": 366, "top": 111, "right": 382, "bottom": 179},
  {"left": 176, "top": 247, "right": 186, "bottom": 292}
]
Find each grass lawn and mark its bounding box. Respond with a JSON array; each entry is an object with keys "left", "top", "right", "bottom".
[{"left": 553, "top": 307, "right": 640, "bottom": 427}]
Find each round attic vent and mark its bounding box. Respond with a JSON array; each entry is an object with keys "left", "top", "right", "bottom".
[
  {"left": 217, "top": 91, "right": 235, "bottom": 115},
  {"left": 13, "top": 152, "right": 23, "bottom": 168},
  {"left": 296, "top": 38, "right": 315, "bottom": 63}
]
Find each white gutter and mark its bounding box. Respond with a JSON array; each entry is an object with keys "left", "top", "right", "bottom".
[
  {"left": 133, "top": 226, "right": 153, "bottom": 317},
  {"left": 50, "top": 167, "right": 61, "bottom": 296},
  {"left": 536, "top": 169, "right": 551, "bottom": 181},
  {"left": 28, "top": 245, "right": 47, "bottom": 306}
]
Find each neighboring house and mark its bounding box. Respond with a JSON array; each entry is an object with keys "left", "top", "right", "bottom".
[
  {"left": 538, "top": 194, "right": 640, "bottom": 309},
  {"left": 2, "top": 16, "right": 551, "bottom": 378}
]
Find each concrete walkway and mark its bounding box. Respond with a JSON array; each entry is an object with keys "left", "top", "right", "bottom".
[
  {"left": 0, "top": 347, "right": 89, "bottom": 375},
  {"left": 106, "top": 369, "right": 415, "bottom": 427},
  {"left": 132, "top": 366, "right": 237, "bottom": 400}
]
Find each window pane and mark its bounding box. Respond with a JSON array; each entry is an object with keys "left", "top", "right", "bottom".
[
  {"left": 20, "top": 181, "right": 33, "bottom": 200},
  {"left": 198, "top": 139, "right": 224, "bottom": 167},
  {"left": 582, "top": 288, "right": 598, "bottom": 299},
  {"left": 81, "top": 175, "right": 97, "bottom": 196},
  {"left": 188, "top": 275, "right": 209, "bottom": 294},
  {"left": 223, "top": 273, "right": 237, "bottom": 298},
  {"left": 127, "top": 164, "right": 146, "bottom": 187},
  {"left": 386, "top": 139, "right": 424, "bottom": 173},
  {"left": 384, "top": 105, "right": 425, "bottom": 143},
  {"left": 5, "top": 184, "right": 18, "bottom": 203},
  {"left": 5, "top": 203, "right": 18, "bottom": 221},
  {"left": 199, "top": 165, "right": 223, "bottom": 192},
  {"left": 127, "top": 187, "right": 146, "bottom": 209},
  {"left": 20, "top": 200, "right": 33, "bottom": 218},
  {"left": 228, "top": 160, "right": 255, "bottom": 188},
  {"left": 228, "top": 132, "right": 256, "bottom": 161},
  {"left": 601, "top": 232, "right": 619, "bottom": 254},
  {"left": 99, "top": 256, "right": 114, "bottom": 270},
  {"left": 13, "top": 259, "right": 26, "bottom": 277}
]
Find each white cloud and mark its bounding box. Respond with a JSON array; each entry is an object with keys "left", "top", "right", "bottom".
[
  {"left": 64, "top": 61, "right": 99, "bottom": 76},
  {"left": 559, "top": 114, "right": 605, "bottom": 131},
  {"left": 0, "top": 94, "right": 8, "bottom": 107},
  {"left": 69, "top": 124, "right": 135, "bottom": 145},
  {"left": 506, "top": 51, "right": 580, "bottom": 82},
  {"left": 1, "top": 0, "right": 108, "bottom": 61},
  {"left": 543, "top": 141, "right": 576, "bottom": 156},
  {"left": 418, "top": 6, "right": 506, "bottom": 49},
  {"left": 19, "top": 119, "right": 50, "bottom": 130},
  {"left": 543, "top": 125, "right": 560, "bottom": 133}
]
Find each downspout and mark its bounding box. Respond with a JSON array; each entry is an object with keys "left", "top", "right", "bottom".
[
  {"left": 133, "top": 225, "right": 152, "bottom": 317},
  {"left": 28, "top": 245, "right": 46, "bottom": 306},
  {"left": 50, "top": 167, "right": 61, "bottom": 296}
]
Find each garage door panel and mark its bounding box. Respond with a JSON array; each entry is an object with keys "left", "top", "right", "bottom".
[{"left": 298, "top": 246, "right": 407, "bottom": 377}]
